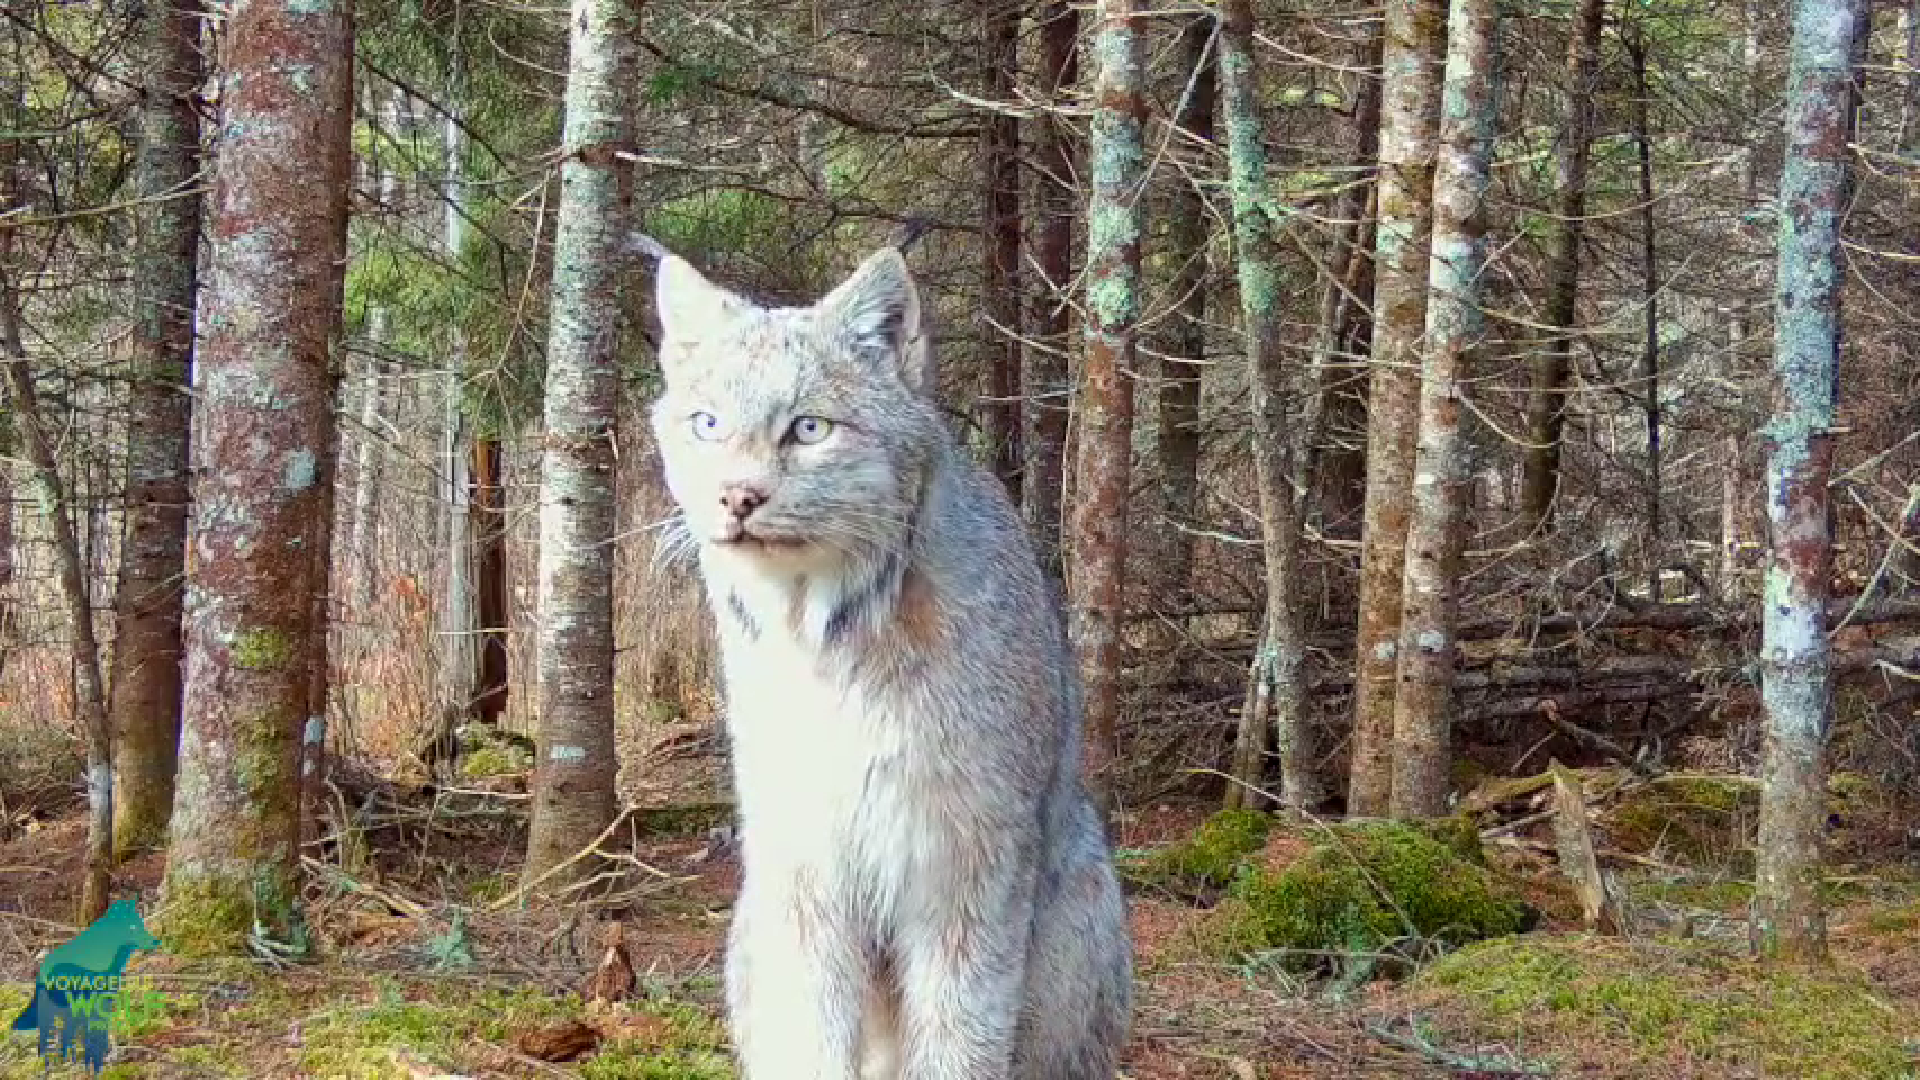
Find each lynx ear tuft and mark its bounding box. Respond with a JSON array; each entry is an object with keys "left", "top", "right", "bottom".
[
  {"left": 819, "top": 246, "right": 932, "bottom": 394},
  {"left": 654, "top": 252, "right": 742, "bottom": 343}
]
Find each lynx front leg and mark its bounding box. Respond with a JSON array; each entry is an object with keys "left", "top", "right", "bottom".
[
  {"left": 726, "top": 887, "right": 867, "bottom": 1080},
  {"left": 896, "top": 878, "right": 1037, "bottom": 1080}
]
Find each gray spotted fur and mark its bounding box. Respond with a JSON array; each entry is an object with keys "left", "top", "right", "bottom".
[{"left": 645, "top": 241, "right": 1132, "bottom": 1080}]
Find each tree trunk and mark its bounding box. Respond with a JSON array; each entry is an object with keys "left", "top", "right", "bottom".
[
  {"left": 109, "top": 0, "right": 203, "bottom": 861},
  {"left": 301, "top": 374, "right": 341, "bottom": 852},
  {"left": 1071, "top": 0, "right": 1145, "bottom": 819},
  {"left": 348, "top": 89, "right": 401, "bottom": 619},
  {"left": 440, "top": 402, "right": 476, "bottom": 732},
  {"left": 1307, "top": 25, "right": 1383, "bottom": 555},
  {"left": 1628, "top": 27, "right": 1661, "bottom": 600},
  {"left": 982, "top": 0, "right": 1024, "bottom": 499},
  {"left": 1901, "top": 0, "right": 1920, "bottom": 154},
  {"left": 160, "top": 0, "right": 352, "bottom": 955},
  {"left": 1158, "top": 14, "right": 1215, "bottom": 597},
  {"left": 522, "top": 0, "right": 639, "bottom": 892},
  {"left": 439, "top": 83, "right": 478, "bottom": 734},
  {"left": 1024, "top": 0, "right": 1079, "bottom": 581},
  {"left": 1218, "top": 0, "right": 1315, "bottom": 811},
  {"left": 1, "top": 272, "right": 114, "bottom": 926},
  {"left": 1518, "top": 0, "right": 1605, "bottom": 533},
  {"left": 1722, "top": 0, "right": 1767, "bottom": 602},
  {"left": 1719, "top": 433, "right": 1745, "bottom": 590},
  {"left": 472, "top": 436, "right": 509, "bottom": 728},
  {"left": 1347, "top": 0, "right": 1448, "bottom": 817},
  {"left": 1387, "top": 0, "right": 1498, "bottom": 820},
  {"left": 347, "top": 355, "right": 387, "bottom": 617},
  {"left": 1753, "top": 0, "right": 1865, "bottom": 963}
]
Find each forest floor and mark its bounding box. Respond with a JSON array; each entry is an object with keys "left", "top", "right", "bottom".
[{"left": 0, "top": 774, "right": 1915, "bottom": 1079}]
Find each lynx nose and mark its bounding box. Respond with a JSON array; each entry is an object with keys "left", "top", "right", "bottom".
[{"left": 720, "top": 482, "right": 769, "bottom": 521}]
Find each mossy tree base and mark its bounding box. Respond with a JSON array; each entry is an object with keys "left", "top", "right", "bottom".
[{"left": 157, "top": 873, "right": 300, "bottom": 959}]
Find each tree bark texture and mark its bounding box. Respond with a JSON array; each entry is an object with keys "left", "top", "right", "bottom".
[
  {"left": 438, "top": 87, "right": 477, "bottom": 729},
  {"left": 472, "top": 436, "right": 509, "bottom": 728},
  {"left": 1219, "top": 0, "right": 1315, "bottom": 810},
  {"left": 1158, "top": 14, "right": 1215, "bottom": 596},
  {"left": 301, "top": 368, "right": 341, "bottom": 853},
  {"left": 1629, "top": 28, "right": 1662, "bottom": 598},
  {"left": 523, "top": 0, "right": 639, "bottom": 891},
  {"left": 1348, "top": 0, "right": 1448, "bottom": 817},
  {"left": 109, "top": 0, "right": 203, "bottom": 860},
  {"left": 1024, "top": 0, "right": 1079, "bottom": 581},
  {"left": 160, "top": 0, "right": 352, "bottom": 954},
  {"left": 1518, "top": 0, "right": 1605, "bottom": 532},
  {"left": 1071, "top": 0, "right": 1145, "bottom": 817},
  {"left": 1, "top": 269, "right": 114, "bottom": 925},
  {"left": 982, "top": 0, "right": 1024, "bottom": 500},
  {"left": 1753, "top": 0, "right": 1864, "bottom": 963},
  {"left": 1307, "top": 24, "right": 1383, "bottom": 551},
  {"left": 1388, "top": 0, "right": 1498, "bottom": 820}
]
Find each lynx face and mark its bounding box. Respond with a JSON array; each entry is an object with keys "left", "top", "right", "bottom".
[{"left": 648, "top": 247, "right": 937, "bottom": 573}]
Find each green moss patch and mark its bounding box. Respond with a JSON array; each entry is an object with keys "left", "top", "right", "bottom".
[
  {"left": 1202, "top": 820, "right": 1530, "bottom": 972},
  {"left": 459, "top": 743, "right": 530, "bottom": 780},
  {"left": 1603, "top": 776, "right": 1758, "bottom": 873},
  {"left": 1122, "top": 807, "right": 1273, "bottom": 895},
  {"left": 1628, "top": 877, "right": 1755, "bottom": 913},
  {"left": 633, "top": 802, "right": 735, "bottom": 839},
  {"left": 1413, "top": 935, "right": 1920, "bottom": 1079}
]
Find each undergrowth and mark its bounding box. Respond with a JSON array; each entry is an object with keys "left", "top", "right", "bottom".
[{"left": 1414, "top": 934, "right": 1920, "bottom": 1079}]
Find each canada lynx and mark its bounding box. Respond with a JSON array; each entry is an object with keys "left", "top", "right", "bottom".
[{"left": 645, "top": 238, "right": 1132, "bottom": 1080}]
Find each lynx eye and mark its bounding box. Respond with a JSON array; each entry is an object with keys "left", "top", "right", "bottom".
[
  {"left": 788, "top": 416, "right": 835, "bottom": 445},
  {"left": 690, "top": 411, "right": 723, "bottom": 441}
]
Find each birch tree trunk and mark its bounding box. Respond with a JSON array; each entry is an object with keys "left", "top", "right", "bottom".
[
  {"left": 1347, "top": 0, "right": 1447, "bottom": 817},
  {"left": 1, "top": 269, "right": 114, "bottom": 924},
  {"left": 1518, "top": 0, "right": 1604, "bottom": 533},
  {"left": 982, "top": 0, "right": 1024, "bottom": 499},
  {"left": 1753, "top": 0, "right": 1865, "bottom": 962},
  {"left": 109, "top": 0, "right": 203, "bottom": 859},
  {"left": 522, "top": 0, "right": 638, "bottom": 891},
  {"left": 1218, "top": 0, "right": 1315, "bottom": 811},
  {"left": 159, "top": 0, "right": 352, "bottom": 954},
  {"left": 1388, "top": 0, "right": 1498, "bottom": 820},
  {"left": 1025, "top": 0, "right": 1079, "bottom": 581},
  {"left": 1158, "top": 14, "right": 1215, "bottom": 596},
  {"left": 439, "top": 85, "right": 477, "bottom": 734},
  {"left": 1071, "top": 0, "right": 1145, "bottom": 818}
]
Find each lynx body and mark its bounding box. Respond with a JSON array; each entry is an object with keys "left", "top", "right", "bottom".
[{"left": 646, "top": 241, "right": 1131, "bottom": 1080}]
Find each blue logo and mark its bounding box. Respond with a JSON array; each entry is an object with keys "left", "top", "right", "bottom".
[{"left": 9, "top": 897, "right": 161, "bottom": 1073}]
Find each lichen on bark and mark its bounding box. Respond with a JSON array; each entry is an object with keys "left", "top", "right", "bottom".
[
  {"left": 1388, "top": 0, "right": 1498, "bottom": 820},
  {"left": 1753, "top": 0, "right": 1865, "bottom": 962},
  {"left": 1218, "top": 0, "right": 1316, "bottom": 810},
  {"left": 522, "top": 0, "right": 639, "bottom": 891},
  {"left": 1348, "top": 0, "right": 1449, "bottom": 818},
  {"left": 1071, "top": 0, "right": 1146, "bottom": 817},
  {"left": 160, "top": 0, "right": 353, "bottom": 954}
]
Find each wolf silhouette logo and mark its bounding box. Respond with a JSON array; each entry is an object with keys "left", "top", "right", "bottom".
[{"left": 9, "top": 897, "right": 161, "bottom": 1073}]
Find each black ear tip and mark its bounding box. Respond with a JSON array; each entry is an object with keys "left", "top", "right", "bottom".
[{"left": 888, "top": 215, "right": 932, "bottom": 255}]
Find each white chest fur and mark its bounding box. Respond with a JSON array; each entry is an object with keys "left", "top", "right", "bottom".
[{"left": 716, "top": 581, "right": 936, "bottom": 924}]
